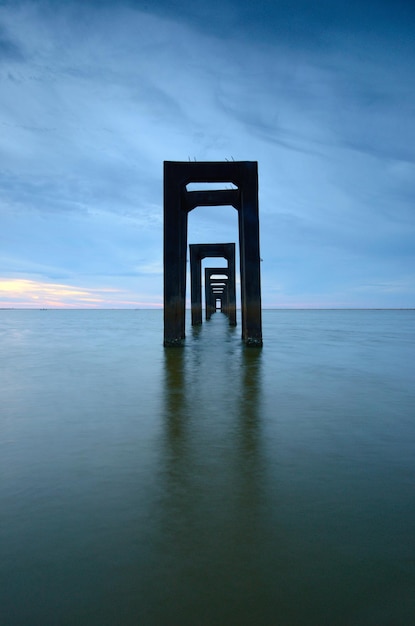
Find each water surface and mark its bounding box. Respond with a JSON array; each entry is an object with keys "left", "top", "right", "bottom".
[{"left": 1, "top": 309, "right": 414, "bottom": 625}]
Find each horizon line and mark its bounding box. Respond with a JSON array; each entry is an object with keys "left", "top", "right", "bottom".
[{"left": 1, "top": 307, "right": 414, "bottom": 311}]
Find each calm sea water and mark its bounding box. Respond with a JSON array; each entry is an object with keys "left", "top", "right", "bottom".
[{"left": 1, "top": 309, "right": 414, "bottom": 625}]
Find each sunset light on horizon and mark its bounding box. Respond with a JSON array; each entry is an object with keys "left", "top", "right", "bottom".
[{"left": 0, "top": 278, "right": 163, "bottom": 308}]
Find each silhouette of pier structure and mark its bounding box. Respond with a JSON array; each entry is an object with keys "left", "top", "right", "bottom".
[
  {"left": 164, "top": 161, "right": 262, "bottom": 346},
  {"left": 205, "top": 267, "right": 231, "bottom": 321},
  {"left": 190, "top": 243, "right": 236, "bottom": 326}
]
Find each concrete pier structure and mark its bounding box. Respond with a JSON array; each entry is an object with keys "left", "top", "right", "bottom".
[
  {"left": 206, "top": 288, "right": 227, "bottom": 318},
  {"left": 205, "top": 272, "right": 229, "bottom": 320},
  {"left": 164, "top": 161, "right": 262, "bottom": 346},
  {"left": 204, "top": 268, "right": 231, "bottom": 320},
  {"left": 190, "top": 244, "right": 236, "bottom": 327}
]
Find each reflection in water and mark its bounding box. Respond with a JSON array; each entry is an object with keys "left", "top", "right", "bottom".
[
  {"left": 237, "top": 347, "right": 263, "bottom": 523},
  {"left": 239, "top": 346, "right": 262, "bottom": 457},
  {"left": 160, "top": 314, "right": 266, "bottom": 623},
  {"left": 163, "top": 347, "right": 187, "bottom": 443},
  {"left": 3, "top": 310, "right": 414, "bottom": 625}
]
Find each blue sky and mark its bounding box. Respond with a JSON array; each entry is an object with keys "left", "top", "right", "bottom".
[{"left": 1, "top": 0, "right": 414, "bottom": 308}]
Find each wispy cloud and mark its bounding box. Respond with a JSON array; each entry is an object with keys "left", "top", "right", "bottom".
[
  {"left": 0, "top": 278, "right": 161, "bottom": 308},
  {"left": 0, "top": 278, "right": 113, "bottom": 307}
]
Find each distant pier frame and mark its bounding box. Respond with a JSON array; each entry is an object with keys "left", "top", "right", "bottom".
[
  {"left": 163, "top": 161, "right": 262, "bottom": 346},
  {"left": 204, "top": 267, "right": 231, "bottom": 321},
  {"left": 190, "top": 244, "right": 236, "bottom": 326}
]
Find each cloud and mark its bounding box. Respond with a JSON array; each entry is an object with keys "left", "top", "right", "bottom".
[
  {"left": 0, "top": 22, "right": 26, "bottom": 62},
  {"left": 0, "top": 278, "right": 162, "bottom": 308},
  {"left": 0, "top": 0, "right": 414, "bottom": 308},
  {"left": 0, "top": 278, "right": 116, "bottom": 307}
]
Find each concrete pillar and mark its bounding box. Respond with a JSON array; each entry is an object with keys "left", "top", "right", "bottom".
[
  {"left": 190, "top": 244, "right": 203, "bottom": 326},
  {"left": 205, "top": 281, "right": 215, "bottom": 320},
  {"left": 238, "top": 163, "right": 262, "bottom": 345},
  {"left": 163, "top": 163, "right": 188, "bottom": 346}
]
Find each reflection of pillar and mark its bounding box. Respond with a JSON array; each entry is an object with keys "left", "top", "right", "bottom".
[
  {"left": 190, "top": 244, "right": 236, "bottom": 326},
  {"left": 240, "top": 347, "right": 262, "bottom": 441},
  {"left": 160, "top": 338, "right": 263, "bottom": 623},
  {"left": 164, "top": 161, "right": 262, "bottom": 346},
  {"left": 163, "top": 348, "right": 186, "bottom": 441}
]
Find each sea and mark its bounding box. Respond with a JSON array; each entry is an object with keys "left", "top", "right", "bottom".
[{"left": 1, "top": 309, "right": 414, "bottom": 625}]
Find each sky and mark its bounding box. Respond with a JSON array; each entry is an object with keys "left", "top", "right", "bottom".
[{"left": 1, "top": 0, "right": 414, "bottom": 308}]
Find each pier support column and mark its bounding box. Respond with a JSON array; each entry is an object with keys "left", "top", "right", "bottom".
[
  {"left": 237, "top": 163, "right": 262, "bottom": 345},
  {"left": 163, "top": 165, "right": 187, "bottom": 346},
  {"left": 190, "top": 245, "right": 203, "bottom": 326}
]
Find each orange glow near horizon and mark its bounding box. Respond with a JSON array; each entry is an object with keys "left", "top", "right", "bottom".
[
  {"left": 0, "top": 279, "right": 163, "bottom": 308},
  {"left": 0, "top": 280, "right": 364, "bottom": 310}
]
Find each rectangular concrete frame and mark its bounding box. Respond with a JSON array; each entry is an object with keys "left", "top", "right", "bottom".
[
  {"left": 207, "top": 284, "right": 228, "bottom": 318},
  {"left": 204, "top": 268, "right": 231, "bottom": 321},
  {"left": 208, "top": 276, "right": 229, "bottom": 316},
  {"left": 164, "top": 161, "right": 262, "bottom": 346},
  {"left": 206, "top": 280, "right": 229, "bottom": 319},
  {"left": 190, "top": 244, "right": 236, "bottom": 327}
]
